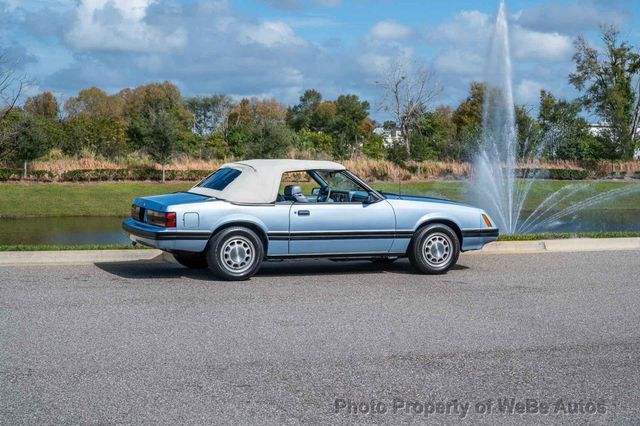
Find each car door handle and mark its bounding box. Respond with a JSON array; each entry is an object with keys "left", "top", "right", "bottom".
[{"left": 296, "top": 210, "right": 310, "bottom": 216}]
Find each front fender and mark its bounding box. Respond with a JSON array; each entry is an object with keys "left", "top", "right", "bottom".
[{"left": 413, "top": 213, "right": 467, "bottom": 234}]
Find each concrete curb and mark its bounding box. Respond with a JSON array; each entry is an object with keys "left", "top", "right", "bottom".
[
  {"left": 0, "top": 249, "right": 165, "bottom": 266},
  {"left": 475, "top": 237, "right": 640, "bottom": 254},
  {"left": 479, "top": 240, "right": 547, "bottom": 253},
  {"left": 0, "top": 238, "right": 638, "bottom": 266}
]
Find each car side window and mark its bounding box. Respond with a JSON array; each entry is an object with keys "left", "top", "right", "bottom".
[
  {"left": 197, "top": 168, "right": 241, "bottom": 190},
  {"left": 277, "top": 171, "right": 314, "bottom": 203}
]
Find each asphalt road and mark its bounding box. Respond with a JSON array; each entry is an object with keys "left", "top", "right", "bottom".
[{"left": 1, "top": 251, "right": 639, "bottom": 425}]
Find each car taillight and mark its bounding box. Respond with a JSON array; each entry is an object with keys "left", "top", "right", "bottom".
[
  {"left": 145, "top": 210, "right": 177, "bottom": 228},
  {"left": 165, "top": 212, "right": 176, "bottom": 228}
]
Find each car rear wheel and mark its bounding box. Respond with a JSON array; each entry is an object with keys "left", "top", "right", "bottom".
[
  {"left": 408, "top": 224, "right": 460, "bottom": 274},
  {"left": 206, "top": 227, "right": 264, "bottom": 281},
  {"left": 173, "top": 253, "right": 208, "bottom": 269}
]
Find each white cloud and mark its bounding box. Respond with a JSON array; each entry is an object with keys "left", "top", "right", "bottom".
[
  {"left": 512, "top": 28, "right": 572, "bottom": 61},
  {"left": 516, "top": 78, "right": 544, "bottom": 105},
  {"left": 65, "top": 0, "right": 187, "bottom": 52},
  {"left": 515, "top": 1, "right": 627, "bottom": 35},
  {"left": 237, "top": 21, "right": 306, "bottom": 48},
  {"left": 369, "top": 20, "right": 415, "bottom": 42},
  {"left": 429, "top": 7, "right": 577, "bottom": 107}
]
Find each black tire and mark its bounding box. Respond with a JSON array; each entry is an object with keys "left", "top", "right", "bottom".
[
  {"left": 173, "top": 253, "right": 208, "bottom": 269},
  {"left": 370, "top": 257, "right": 397, "bottom": 264},
  {"left": 408, "top": 224, "right": 460, "bottom": 274},
  {"left": 206, "top": 227, "right": 264, "bottom": 281}
]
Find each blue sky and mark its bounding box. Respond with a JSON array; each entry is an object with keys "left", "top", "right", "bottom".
[{"left": 1, "top": 0, "right": 638, "bottom": 119}]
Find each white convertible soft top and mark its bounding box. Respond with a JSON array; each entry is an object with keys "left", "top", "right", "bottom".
[{"left": 189, "top": 159, "right": 346, "bottom": 203}]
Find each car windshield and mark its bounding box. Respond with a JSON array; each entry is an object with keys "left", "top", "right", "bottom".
[{"left": 196, "top": 168, "right": 241, "bottom": 191}]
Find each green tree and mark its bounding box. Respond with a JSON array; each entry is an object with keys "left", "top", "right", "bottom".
[
  {"left": 309, "top": 101, "right": 336, "bottom": 132},
  {"left": 185, "top": 95, "right": 233, "bottom": 158},
  {"left": 246, "top": 122, "right": 296, "bottom": 159},
  {"left": 569, "top": 26, "right": 640, "bottom": 159},
  {"left": 65, "top": 87, "right": 124, "bottom": 119},
  {"left": 144, "top": 109, "right": 180, "bottom": 182},
  {"left": 452, "top": 82, "right": 485, "bottom": 160},
  {"left": 185, "top": 95, "right": 233, "bottom": 137},
  {"left": 332, "top": 94, "right": 370, "bottom": 158},
  {"left": 538, "top": 90, "right": 590, "bottom": 160},
  {"left": 226, "top": 124, "right": 252, "bottom": 158},
  {"left": 62, "top": 115, "right": 128, "bottom": 158},
  {"left": 383, "top": 120, "right": 396, "bottom": 130},
  {"left": 122, "top": 82, "right": 193, "bottom": 154},
  {"left": 287, "top": 89, "right": 322, "bottom": 131},
  {"left": 24, "top": 92, "right": 59, "bottom": 119},
  {"left": 203, "top": 132, "right": 231, "bottom": 159},
  {"left": 297, "top": 128, "right": 333, "bottom": 154},
  {"left": 362, "top": 134, "right": 385, "bottom": 159},
  {"left": 7, "top": 114, "right": 49, "bottom": 178},
  {"left": 515, "top": 106, "right": 542, "bottom": 161},
  {"left": 410, "top": 107, "right": 456, "bottom": 161}
]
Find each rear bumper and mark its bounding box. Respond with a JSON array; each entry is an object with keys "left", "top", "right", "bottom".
[{"left": 122, "top": 218, "right": 210, "bottom": 252}]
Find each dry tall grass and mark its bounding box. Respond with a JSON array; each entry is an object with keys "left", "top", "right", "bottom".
[{"left": 9, "top": 153, "right": 640, "bottom": 182}]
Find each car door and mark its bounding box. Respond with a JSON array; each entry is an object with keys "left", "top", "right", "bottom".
[{"left": 288, "top": 171, "right": 396, "bottom": 255}]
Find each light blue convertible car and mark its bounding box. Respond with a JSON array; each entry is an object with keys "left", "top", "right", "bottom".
[{"left": 123, "top": 159, "right": 498, "bottom": 280}]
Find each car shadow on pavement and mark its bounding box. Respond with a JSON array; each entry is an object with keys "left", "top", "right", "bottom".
[
  {"left": 95, "top": 259, "right": 470, "bottom": 281},
  {"left": 257, "top": 259, "right": 469, "bottom": 277},
  {"left": 95, "top": 261, "right": 215, "bottom": 281}
]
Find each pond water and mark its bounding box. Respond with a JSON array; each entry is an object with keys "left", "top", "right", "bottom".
[
  {"left": 0, "top": 209, "right": 639, "bottom": 246},
  {"left": 0, "top": 217, "right": 130, "bottom": 245}
]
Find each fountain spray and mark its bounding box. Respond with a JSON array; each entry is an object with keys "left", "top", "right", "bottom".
[
  {"left": 469, "top": 0, "right": 640, "bottom": 234},
  {"left": 470, "top": 0, "right": 521, "bottom": 233}
]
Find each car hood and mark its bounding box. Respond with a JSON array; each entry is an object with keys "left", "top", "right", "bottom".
[
  {"left": 133, "top": 192, "right": 213, "bottom": 211},
  {"left": 382, "top": 192, "right": 469, "bottom": 207}
]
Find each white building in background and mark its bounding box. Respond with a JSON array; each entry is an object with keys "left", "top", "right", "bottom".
[
  {"left": 373, "top": 127, "right": 403, "bottom": 147},
  {"left": 587, "top": 123, "right": 608, "bottom": 137}
]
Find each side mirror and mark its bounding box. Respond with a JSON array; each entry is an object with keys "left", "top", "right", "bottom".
[
  {"left": 311, "top": 187, "right": 320, "bottom": 195},
  {"left": 364, "top": 193, "right": 378, "bottom": 204}
]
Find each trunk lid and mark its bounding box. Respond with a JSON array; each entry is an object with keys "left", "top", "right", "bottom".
[{"left": 133, "top": 192, "right": 211, "bottom": 212}]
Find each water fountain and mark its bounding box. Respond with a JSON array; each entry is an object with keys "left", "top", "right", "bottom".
[{"left": 468, "top": 0, "right": 640, "bottom": 234}]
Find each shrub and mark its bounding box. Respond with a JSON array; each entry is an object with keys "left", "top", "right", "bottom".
[
  {"left": 59, "top": 168, "right": 211, "bottom": 182},
  {"left": 0, "top": 169, "right": 23, "bottom": 181},
  {"left": 0, "top": 168, "right": 55, "bottom": 181},
  {"left": 513, "top": 168, "right": 590, "bottom": 180},
  {"left": 548, "top": 169, "right": 590, "bottom": 180}
]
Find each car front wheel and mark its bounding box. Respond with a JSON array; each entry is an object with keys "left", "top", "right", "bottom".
[
  {"left": 206, "top": 227, "right": 264, "bottom": 281},
  {"left": 408, "top": 224, "right": 460, "bottom": 274}
]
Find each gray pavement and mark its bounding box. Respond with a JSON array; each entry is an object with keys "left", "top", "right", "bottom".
[{"left": 1, "top": 251, "right": 639, "bottom": 425}]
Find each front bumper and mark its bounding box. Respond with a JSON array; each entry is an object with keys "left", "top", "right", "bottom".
[
  {"left": 122, "top": 218, "right": 211, "bottom": 252},
  {"left": 460, "top": 227, "right": 499, "bottom": 251}
]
